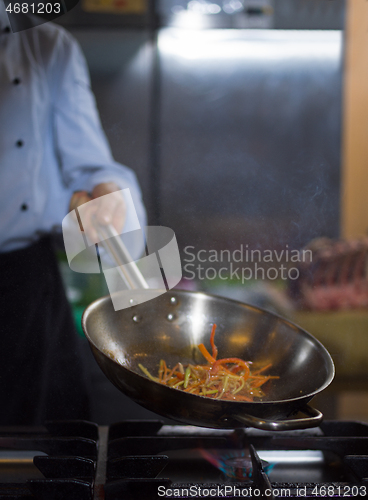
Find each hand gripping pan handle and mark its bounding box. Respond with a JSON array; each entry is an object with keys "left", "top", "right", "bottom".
[{"left": 96, "top": 223, "right": 149, "bottom": 291}]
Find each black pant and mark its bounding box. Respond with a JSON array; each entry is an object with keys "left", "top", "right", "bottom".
[{"left": 0, "top": 237, "right": 91, "bottom": 425}]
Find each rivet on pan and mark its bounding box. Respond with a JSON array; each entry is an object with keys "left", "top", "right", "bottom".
[
  {"left": 132, "top": 315, "right": 142, "bottom": 323},
  {"left": 129, "top": 298, "right": 135, "bottom": 305},
  {"left": 170, "top": 296, "right": 177, "bottom": 305},
  {"left": 166, "top": 313, "right": 175, "bottom": 322}
]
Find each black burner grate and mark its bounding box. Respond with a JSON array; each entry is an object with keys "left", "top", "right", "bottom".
[{"left": 0, "top": 420, "right": 367, "bottom": 499}]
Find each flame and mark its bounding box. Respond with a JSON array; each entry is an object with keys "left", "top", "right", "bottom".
[{"left": 199, "top": 448, "right": 274, "bottom": 481}]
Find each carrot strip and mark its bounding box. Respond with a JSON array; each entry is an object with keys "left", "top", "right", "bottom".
[
  {"left": 184, "top": 381, "right": 201, "bottom": 392},
  {"left": 163, "top": 362, "right": 169, "bottom": 382},
  {"left": 251, "top": 363, "right": 272, "bottom": 375},
  {"left": 163, "top": 363, "right": 180, "bottom": 383},
  {"left": 198, "top": 343, "right": 216, "bottom": 364},
  {"left": 210, "top": 324, "right": 218, "bottom": 360},
  {"left": 251, "top": 376, "right": 274, "bottom": 388},
  {"left": 212, "top": 358, "right": 250, "bottom": 380}
]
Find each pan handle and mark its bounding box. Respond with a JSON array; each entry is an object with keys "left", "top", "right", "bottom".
[
  {"left": 95, "top": 223, "right": 149, "bottom": 291},
  {"left": 233, "top": 405, "right": 323, "bottom": 431}
]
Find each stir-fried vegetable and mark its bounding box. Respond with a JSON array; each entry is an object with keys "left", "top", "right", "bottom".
[{"left": 138, "top": 324, "right": 278, "bottom": 401}]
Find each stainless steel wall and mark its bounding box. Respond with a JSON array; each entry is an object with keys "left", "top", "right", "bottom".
[
  {"left": 158, "top": 29, "right": 343, "bottom": 252},
  {"left": 73, "top": 28, "right": 343, "bottom": 254}
]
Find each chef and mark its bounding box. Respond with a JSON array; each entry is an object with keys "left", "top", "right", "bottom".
[{"left": 0, "top": 2, "right": 146, "bottom": 424}]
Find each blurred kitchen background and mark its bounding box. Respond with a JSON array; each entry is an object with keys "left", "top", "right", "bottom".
[{"left": 54, "top": 0, "right": 368, "bottom": 423}]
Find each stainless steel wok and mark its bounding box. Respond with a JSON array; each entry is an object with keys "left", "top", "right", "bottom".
[{"left": 82, "top": 289, "right": 335, "bottom": 431}]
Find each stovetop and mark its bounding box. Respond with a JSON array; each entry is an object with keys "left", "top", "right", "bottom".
[{"left": 0, "top": 420, "right": 367, "bottom": 499}]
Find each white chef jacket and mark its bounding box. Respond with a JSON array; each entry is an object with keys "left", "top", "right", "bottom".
[{"left": 0, "top": 2, "right": 146, "bottom": 255}]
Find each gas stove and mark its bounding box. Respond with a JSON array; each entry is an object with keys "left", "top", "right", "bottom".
[{"left": 0, "top": 420, "right": 367, "bottom": 499}]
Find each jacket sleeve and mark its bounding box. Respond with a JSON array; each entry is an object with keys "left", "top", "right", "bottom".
[{"left": 51, "top": 30, "right": 147, "bottom": 255}]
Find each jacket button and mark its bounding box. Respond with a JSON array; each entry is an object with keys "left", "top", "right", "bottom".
[
  {"left": 13, "top": 78, "right": 21, "bottom": 85},
  {"left": 16, "top": 140, "right": 24, "bottom": 147},
  {"left": 3, "top": 26, "right": 10, "bottom": 33},
  {"left": 21, "top": 204, "right": 28, "bottom": 211}
]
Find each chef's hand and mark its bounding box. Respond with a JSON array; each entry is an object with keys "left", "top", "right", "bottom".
[{"left": 69, "top": 182, "right": 126, "bottom": 243}]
